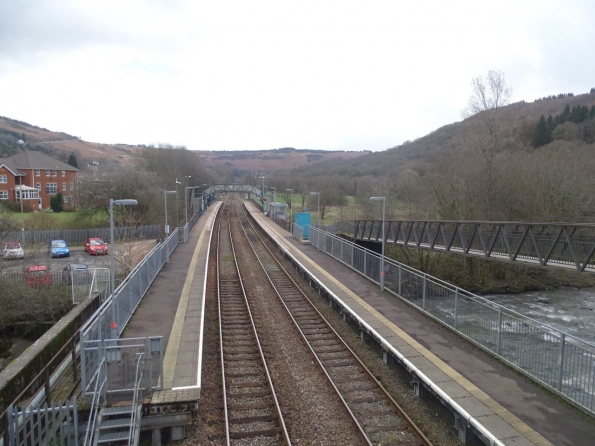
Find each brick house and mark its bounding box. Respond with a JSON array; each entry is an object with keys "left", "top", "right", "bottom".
[{"left": 0, "top": 151, "right": 79, "bottom": 211}]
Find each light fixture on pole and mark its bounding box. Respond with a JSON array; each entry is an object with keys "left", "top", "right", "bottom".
[
  {"left": 109, "top": 198, "right": 138, "bottom": 335},
  {"left": 259, "top": 175, "right": 266, "bottom": 197},
  {"left": 309, "top": 192, "right": 320, "bottom": 250},
  {"left": 175, "top": 179, "right": 181, "bottom": 228},
  {"left": 184, "top": 176, "right": 191, "bottom": 225},
  {"left": 370, "top": 196, "right": 386, "bottom": 292}
]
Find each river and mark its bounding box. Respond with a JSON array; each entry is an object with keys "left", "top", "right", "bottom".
[{"left": 483, "top": 287, "right": 595, "bottom": 344}]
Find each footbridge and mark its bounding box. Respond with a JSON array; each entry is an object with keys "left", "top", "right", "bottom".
[{"left": 349, "top": 220, "right": 595, "bottom": 273}]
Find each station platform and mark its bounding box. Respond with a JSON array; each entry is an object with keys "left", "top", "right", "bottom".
[
  {"left": 123, "top": 201, "right": 221, "bottom": 407},
  {"left": 124, "top": 198, "right": 595, "bottom": 445},
  {"left": 245, "top": 201, "right": 595, "bottom": 446}
]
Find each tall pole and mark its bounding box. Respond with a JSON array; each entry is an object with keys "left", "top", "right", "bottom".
[
  {"left": 310, "top": 192, "right": 320, "bottom": 250},
  {"left": 110, "top": 199, "right": 115, "bottom": 299},
  {"left": 370, "top": 196, "right": 386, "bottom": 291},
  {"left": 175, "top": 179, "right": 181, "bottom": 228},
  {"left": 164, "top": 190, "right": 169, "bottom": 235}
]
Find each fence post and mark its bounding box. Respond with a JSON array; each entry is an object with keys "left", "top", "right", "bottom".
[
  {"left": 422, "top": 274, "right": 427, "bottom": 310},
  {"left": 496, "top": 306, "right": 502, "bottom": 355},
  {"left": 398, "top": 266, "right": 402, "bottom": 296},
  {"left": 558, "top": 333, "right": 566, "bottom": 391},
  {"left": 454, "top": 288, "right": 458, "bottom": 329}
]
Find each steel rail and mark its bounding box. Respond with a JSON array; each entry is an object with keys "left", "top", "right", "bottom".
[
  {"left": 238, "top": 201, "right": 433, "bottom": 446},
  {"left": 217, "top": 199, "right": 291, "bottom": 445}
]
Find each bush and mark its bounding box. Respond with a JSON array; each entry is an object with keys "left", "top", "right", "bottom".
[{"left": 50, "top": 193, "right": 64, "bottom": 213}]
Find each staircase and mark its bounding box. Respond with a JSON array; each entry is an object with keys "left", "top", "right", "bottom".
[{"left": 96, "top": 404, "right": 142, "bottom": 445}]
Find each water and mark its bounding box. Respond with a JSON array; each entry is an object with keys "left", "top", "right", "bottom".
[{"left": 483, "top": 287, "right": 595, "bottom": 344}]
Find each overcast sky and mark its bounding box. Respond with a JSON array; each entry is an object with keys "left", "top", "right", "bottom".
[{"left": 1, "top": 1, "right": 594, "bottom": 152}]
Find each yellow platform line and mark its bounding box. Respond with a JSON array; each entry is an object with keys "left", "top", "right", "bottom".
[
  {"left": 162, "top": 222, "right": 209, "bottom": 389},
  {"left": 252, "top": 209, "right": 553, "bottom": 446}
]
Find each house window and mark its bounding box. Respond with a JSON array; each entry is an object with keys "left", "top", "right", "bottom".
[
  {"left": 61, "top": 170, "right": 66, "bottom": 177},
  {"left": 35, "top": 169, "right": 40, "bottom": 177},
  {"left": 0, "top": 191, "right": 7, "bottom": 199},
  {"left": 18, "top": 189, "right": 39, "bottom": 200},
  {"left": 70, "top": 182, "right": 74, "bottom": 191},
  {"left": 46, "top": 183, "right": 58, "bottom": 194},
  {"left": 0, "top": 175, "right": 6, "bottom": 183},
  {"left": 45, "top": 170, "right": 50, "bottom": 177},
  {"left": 62, "top": 182, "right": 66, "bottom": 191},
  {"left": 52, "top": 170, "right": 57, "bottom": 177},
  {"left": 36, "top": 183, "right": 41, "bottom": 190}
]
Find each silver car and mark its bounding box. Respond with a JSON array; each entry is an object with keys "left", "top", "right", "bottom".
[{"left": 3, "top": 241, "right": 24, "bottom": 260}]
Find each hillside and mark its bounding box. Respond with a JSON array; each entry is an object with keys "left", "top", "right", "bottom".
[
  {"left": 0, "top": 116, "right": 143, "bottom": 166},
  {"left": 195, "top": 148, "right": 371, "bottom": 174},
  {"left": 0, "top": 117, "right": 370, "bottom": 172}
]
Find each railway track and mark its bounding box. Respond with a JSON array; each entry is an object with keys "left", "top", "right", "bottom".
[
  {"left": 217, "top": 200, "right": 291, "bottom": 445},
  {"left": 234, "top": 199, "right": 433, "bottom": 446}
]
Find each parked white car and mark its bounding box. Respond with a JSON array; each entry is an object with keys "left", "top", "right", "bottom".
[{"left": 3, "top": 241, "right": 25, "bottom": 260}]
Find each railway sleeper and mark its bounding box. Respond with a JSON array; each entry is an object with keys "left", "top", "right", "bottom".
[{"left": 229, "top": 428, "right": 280, "bottom": 439}]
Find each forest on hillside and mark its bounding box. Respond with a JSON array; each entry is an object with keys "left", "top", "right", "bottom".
[{"left": 262, "top": 73, "right": 595, "bottom": 227}]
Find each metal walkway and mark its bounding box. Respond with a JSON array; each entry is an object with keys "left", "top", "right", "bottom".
[{"left": 350, "top": 220, "right": 595, "bottom": 272}]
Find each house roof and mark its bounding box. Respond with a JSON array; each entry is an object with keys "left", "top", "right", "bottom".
[
  {"left": 7, "top": 151, "right": 79, "bottom": 172},
  {"left": 0, "top": 159, "right": 24, "bottom": 176}
]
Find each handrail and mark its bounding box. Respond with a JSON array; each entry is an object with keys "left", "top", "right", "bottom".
[
  {"left": 83, "top": 356, "right": 107, "bottom": 446},
  {"left": 128, "top": 353, "right": 145, "bottom": 445}
]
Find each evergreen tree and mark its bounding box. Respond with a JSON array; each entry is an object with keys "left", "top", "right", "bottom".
[
  {"left": 67, "top": 153, "right": 78, "bottom": 168},
  {"left": 50, "top": 193, "right": 64, "bottom": 212},
  {"left": 532, "top": 115, "right": 551, "bottom": 148},
  {"left": 546, "top": 114, "right": 554, "bottom": 134},
  {"left": 562, "top": 104, "right": 571, "bottom": 121},
  {"left": 590, "top": 105, "right": 595, "bottom": 118}
]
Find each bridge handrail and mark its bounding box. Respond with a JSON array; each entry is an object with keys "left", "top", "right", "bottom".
[{"left": 350, "top": 219, "right": 595, "bottom": 272}]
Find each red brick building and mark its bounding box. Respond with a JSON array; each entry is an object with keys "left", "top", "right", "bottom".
[{"left": 0, "top": 151, "right": 79, "bottom": 211}]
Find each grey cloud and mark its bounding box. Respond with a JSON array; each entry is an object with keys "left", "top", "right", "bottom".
[{"left": 0, "top": 1, "right": 186, "bottom": 70}]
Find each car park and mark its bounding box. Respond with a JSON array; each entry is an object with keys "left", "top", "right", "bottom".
[
  {"left": 48, "top": 240, "right": 70, "bottom": 258},
  {"left": 62, "top": 263, "right": 91, "bottom": 285},
  {"left": 3, "top": 241, "right": 24, "bottom": 260},
  {"left": 23, "top": 265, "right": 53, "bottom": 286},
  {"left": 84, "top": 237, "right": 108, "bottom": 255}
]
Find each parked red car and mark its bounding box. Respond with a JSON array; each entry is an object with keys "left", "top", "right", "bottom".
[
  {"left": 84, "top": 238, "right": 108, "bottom": 255},
  {"left": 23, "top": 265, "right": 53, "bottom": 287}
]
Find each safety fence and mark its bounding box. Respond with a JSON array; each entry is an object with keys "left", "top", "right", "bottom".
[
  {"left": 2, "top": 225, "right": 160, "bottom": 247},
  {"left": 307, "top": 225, "right": 595, "bottom": 416},
  {"left": 80, "top": 229, "right": 178, "bottom": 395}
]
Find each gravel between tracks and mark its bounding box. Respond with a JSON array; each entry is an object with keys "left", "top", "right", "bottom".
[{"left": 175, "top": 202, "right": 461, "bottom": 445}]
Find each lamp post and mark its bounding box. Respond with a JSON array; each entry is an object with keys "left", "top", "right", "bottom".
[
  {"left": 184, "top": 187, "right": 192, "bottom": 225},
  {"left": 109, "top": 198, "right": 138, "bottom": 334},
  {"left": 370, "top": 196, "right": 386, "bottom": 291},
  {"left": 184, "top": 176, "right": 191, "bottom": 225},
  {"left": 175, "top": 179, "right": 182, "bottom": 228},
  {"left": 270, "top": 187, "right": 276, "bottom": 203},
  {"left": 310, "top": 192, "right": 320, "bottom": 250}
]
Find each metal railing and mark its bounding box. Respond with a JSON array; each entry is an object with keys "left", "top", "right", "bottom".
[
  {"left": 351, "top": 220, "right": 595, "bottom": 272},
  {"left": 7, "top": 398, "right": 80, "bottom": 446},
  {"left": 307, "top": 225, "right": 595, "bottom": 416},
  {"left": 2, "top": 225, "right": 160, "bottom": 246},
  {"left": 80, "top": 228, "right": 177, "bottom": 394}
]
